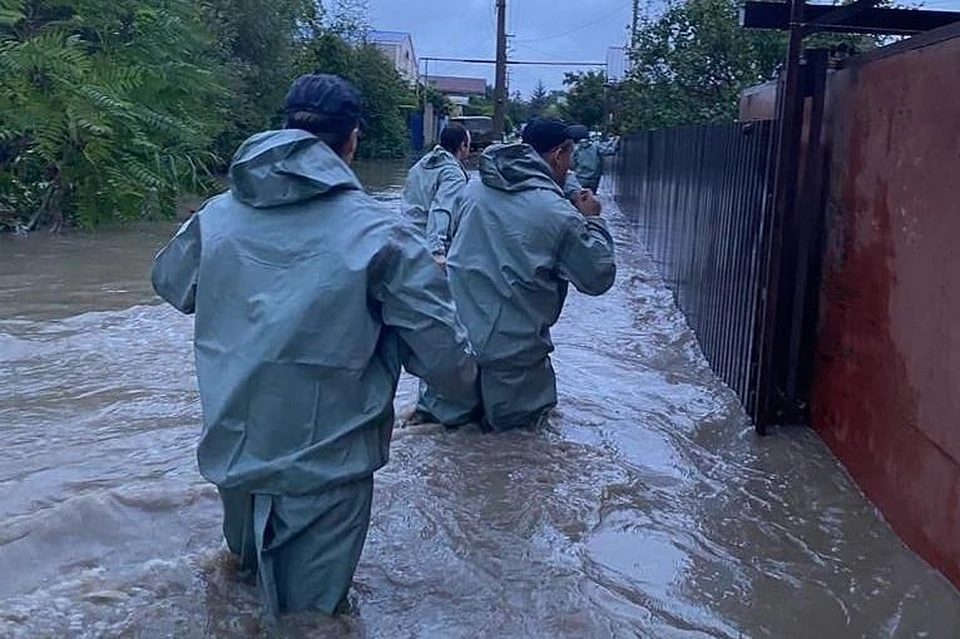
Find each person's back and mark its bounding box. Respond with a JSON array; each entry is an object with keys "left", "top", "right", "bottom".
[
  {"left": 573, "top": 138, "right": 604, "bottom": 191},
  {"left": 451, "top": 150, "right": 595, "bottom": 365},
  {"left": 177, "top": 129, "right": 471, "bottom": 492},
  {"left": 151, "top": 75, "right": 477, "bottom": 617},
  {"left": 400, "top": 124, "right": 470, "bottom": 261},
  {"left": 444, "top": 120, "right": 616, "bottom": 431}
]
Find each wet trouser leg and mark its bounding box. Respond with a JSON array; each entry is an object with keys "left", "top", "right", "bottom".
[
  {"left": 416, "top": 377, "right": 482, "bottom": 426},
  {"left": 218, "top": 476, "right": 374, "bottom": 616},
  {"left": 220, "top": 486, "right": 259, "bottom": 574},
  {"left": 479, "top": 357, "right": 557, "bottom": 432}
]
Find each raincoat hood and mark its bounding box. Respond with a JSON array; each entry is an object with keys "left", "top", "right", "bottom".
[
  {"left": 479, "top": 143, "right": 563, "bottom": 195},
  {"left": 228, "top": 129, "right": 362, "bottom": 208},
  {"left": 420, "top": 145, "right": 464, "bottom": 172}
]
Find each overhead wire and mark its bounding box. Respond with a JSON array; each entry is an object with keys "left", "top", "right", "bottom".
[{"left": 512, "top": 0, "right": 634, "bottom": 45}]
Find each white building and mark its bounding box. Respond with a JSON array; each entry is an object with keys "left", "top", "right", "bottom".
[
  {"left": 606, "top": 46, "right": 629, "bottom": 83},
  {"left": 367, "top": 30, "right": 419, "bottom": 85}
]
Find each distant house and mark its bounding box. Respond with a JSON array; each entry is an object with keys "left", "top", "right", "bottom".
[
  {"left": 366, "top": 30, "right": 418, "bottom": 85},
  {"left": 425, "top": 75, "right": 488, "bottom": 108}
]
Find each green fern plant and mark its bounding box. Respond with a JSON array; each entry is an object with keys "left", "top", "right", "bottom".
[{"left": 0, "top": 0, "right": 226, "bottom": 230}]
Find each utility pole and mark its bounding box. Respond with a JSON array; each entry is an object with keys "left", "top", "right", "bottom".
[
  {"left": 492, "top": 0, "right": 508, "bottom": 140},
  {"left": 631, "top": 0, "right": 640, "bottom": 44}
]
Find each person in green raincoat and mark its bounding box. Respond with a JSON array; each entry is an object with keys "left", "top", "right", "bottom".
[
  {"left": 150, "top": 74, "right": 479, "bottom": 617},
  {"left": 400, "top": 123, "right": 471, "bottom": 269},
  {"left": 421, "top": 118, "right": 616, "bottom": 431},
  {"left": 572, "top": 133, "right": 617, "bottom": 192},
  {"left": 400, "top": 124, "right": 478, "bottom": 427}
]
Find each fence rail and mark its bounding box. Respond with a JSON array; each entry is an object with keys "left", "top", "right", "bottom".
[{"left": 613, "top": 121, "right": 776, "bottom": 422}]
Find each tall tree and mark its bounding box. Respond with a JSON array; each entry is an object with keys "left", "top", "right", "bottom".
[
  {"left": 615, "top": 0, "right": 784, "bottom": 132},
  {"left": 202, "top": 0, "right": 319, "bottom": 160},
  {"left": 0, "top": 0, "right": 415, "bottom": 231},
  {"left": 299, "top": 34, "right": 413, "bottom": 158},
  {"left": 507, "top": 90, "right": 530, "bottom": 126},
  {"left": 528, "top": 81, "right": 550, "bottom": 117},
  {"left": 561, "top": 71, "right": 606, "bottom": 129},
  {"left": 0, "top": 0, "right": 224, "bottom": 230},
  {"left": 614, "top": 0, "right": 877, "bottom": 134},
  {"left": 330, "top": 0, "right": 369, "bottom": 43}
]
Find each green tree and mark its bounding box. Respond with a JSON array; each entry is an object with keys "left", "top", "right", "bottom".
[
  {"left": 615, "top": 0, "right": 784, "bottom": 133},
  {"left": 299, "top": 30, "right": 354, "bottom": 78},
  {"left": 300, "top": 34, "right": 413, "bottom": 158},
  {"left": 328, "top": 0, "right": 369, "bottom": 44},
  {"left": 507, "top": 89, "right": 529, "bottom": 126},
  {"left": 0, "top": 0, "right": 224, "bottom": 230},
  {"left": 614, "top": 0, "right": 878, "bottom": 134},
  {"left": 528, "top": 81, "right": 550, "bottom": 116},
  {"left": 201, "top": 0, "right": 319, "bottom": 161},
  {"left": 420, "top": 83, "right": 453, "bottom": 117},
  {"left": 463, "top": 93, "right": 493, "bottom": 117},
  {"left": 561, "top": 71, "right": 606, "bottom": 130},
  {"left": 347, "top": 43, "right": 413, "bottom": 158},
  {"left": 0, "top": 0, "right": 413, "bottom": 231}
]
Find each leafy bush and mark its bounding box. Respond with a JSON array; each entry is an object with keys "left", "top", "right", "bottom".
[
  {"left": 0, "top": 0, "right": 223, "bottom": 230},
  {"left": 1, "top": 0, "right": 417, "bottom": 230},
  {"left": 300, "top": 34, "right": 413, "bottom": 159}
]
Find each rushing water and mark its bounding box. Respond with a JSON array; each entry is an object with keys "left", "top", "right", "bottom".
[{"left": 1, "top": 162, "right": 958, "bottom": 638}]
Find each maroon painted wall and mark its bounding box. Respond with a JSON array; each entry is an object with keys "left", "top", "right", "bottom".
[{"left": 812, "top": 28, "right": 960, "bottom": 588}]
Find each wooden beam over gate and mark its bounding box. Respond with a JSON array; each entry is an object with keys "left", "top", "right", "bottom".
[{"left": 741, "top": 1, "right": 960, "bottom": 36}]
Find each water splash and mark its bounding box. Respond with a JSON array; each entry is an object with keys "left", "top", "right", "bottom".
[{"left": 1, "top": 169, "right": 957, "bottom": 637}]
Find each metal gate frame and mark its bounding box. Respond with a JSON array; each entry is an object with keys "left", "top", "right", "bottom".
[
  {"left": 612, "top": 52, "right": 832, "bottom": 434},
  {"left": 754, "top": 49, "right": 831, "bottom": 433}
]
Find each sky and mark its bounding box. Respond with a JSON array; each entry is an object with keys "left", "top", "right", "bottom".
[
  {"left": 364, "top": 0, "right": 960, "bottom": 98},
  {"left": 365, "top": 0, "right": 638, "bottom": 97}
]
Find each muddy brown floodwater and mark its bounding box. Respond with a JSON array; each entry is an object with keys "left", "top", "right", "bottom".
[{"left": 1, "top": 161, "right": 958, "bottom": 638}]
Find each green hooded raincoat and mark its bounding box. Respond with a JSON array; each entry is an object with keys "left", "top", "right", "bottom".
[
  {"left": 421, "top": 142, "right": 616, "bottom": 430},
  {"left": 400, "top": 145, "right": 468, "bottom": 256},
  {"left": 151, "top": 129, "right": 478, "bottom": 615}
]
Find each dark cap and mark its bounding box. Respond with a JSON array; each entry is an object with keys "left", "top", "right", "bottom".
[
  {"left": 522, "top": 118, "right": 587, "bottom": 153},
  {"left": 283, "top": 74, "right": 363, "bottom": 128}
]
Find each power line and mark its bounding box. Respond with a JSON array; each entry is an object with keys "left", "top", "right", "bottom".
[
  {"left": 510, "top": 40, "right": 558, "bottom": 59},
  {"left": 421, "top": 57, "right": 605, "bottom": 66},
  {"left": 514, "top": 1, "right": 633, "bottom": 44}
]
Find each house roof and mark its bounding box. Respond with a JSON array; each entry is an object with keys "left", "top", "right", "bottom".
[
  {"left": 366, "top": 30, "right": 410, "bottom": 44},
  {"left": 426, "top": 75, "right": 487, "bottom": 96}
]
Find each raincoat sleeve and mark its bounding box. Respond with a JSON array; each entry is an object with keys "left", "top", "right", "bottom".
[
  {"left": 426, "top": 165, "right": 467, "bottom": 256},
  {"left": 599, "top": 137, "right": 620, "bottom": 156},
  {"left": 563, "top": 171, "right": 583, "bottom": 200},
  {"left": 151, "top": 214, "right": 201, "bottom": 314},
  {"left": 556, "top": 210, "right": 617, "bottom": 296},
  {"left": 372, "top": 223, "right": 479, "bottom": 400}
]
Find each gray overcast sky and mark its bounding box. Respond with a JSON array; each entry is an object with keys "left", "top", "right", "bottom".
[
  {"left": 365, "top": 0, "right": 960, "bottom": 97},
  {"left": 366, "top": 0, "right": 637, "bottom": 97}
]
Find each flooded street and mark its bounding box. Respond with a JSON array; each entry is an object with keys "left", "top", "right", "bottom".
[{"left": 1, "top": 162, "right": 958, "bottom": 638}]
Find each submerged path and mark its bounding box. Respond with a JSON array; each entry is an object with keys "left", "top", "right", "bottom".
[{"left": 0, "top": 177, "right": 957, "bottom": 637}]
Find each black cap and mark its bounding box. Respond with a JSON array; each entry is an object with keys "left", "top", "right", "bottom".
[
  {"left": 283, "top": 74, "right": 363, "bottom": 128},
  {"left": 567, "top": 125, "right": 590, "bottom": 141},
  {"left": 522, "top": 118, "right": 587, "bottom": 153}
]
